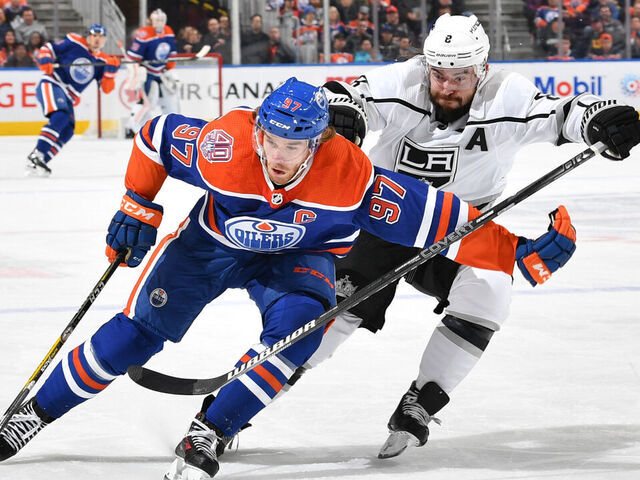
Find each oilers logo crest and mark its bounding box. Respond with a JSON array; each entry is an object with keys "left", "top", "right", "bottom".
[
  {"left": 226, "top": 217, "right": 305, "bottom": 251},
  {"left": 154, "top": 41, "right": 171, "bottom": 61},
  {"left": 69, "top": 57, "right": 94, "bottom": 84}
]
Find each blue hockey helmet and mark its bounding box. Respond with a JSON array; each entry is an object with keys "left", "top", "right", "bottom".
[
  {"left": 88, "top": 24, "right": 107, "bottom": 36},
  {"left": 256, "top": 77, "right": 329, "bottom": 140}
]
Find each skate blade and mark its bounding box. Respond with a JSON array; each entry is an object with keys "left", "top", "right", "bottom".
[
  {"left": 164, "top": 457, "right": 215, "bottom": 480},
  {"left": 377, "top": 430, "right": 420, "bottom": 459},
  {"left": 164, "top": 457, "right": 185, "bottom": 480}
]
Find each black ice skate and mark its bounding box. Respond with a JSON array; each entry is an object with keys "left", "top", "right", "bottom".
[
  {"left": 25, "top": 149, "right": 52, "bottom": 177},
  {"left": 378, "top": 381, "right": 449, "bottom": 459},
  {"left": 0, "top": 397, "right": 55, "bottom": 461},
  {"left": 165, "top": 408, "right": 223, "bottom": 480}
]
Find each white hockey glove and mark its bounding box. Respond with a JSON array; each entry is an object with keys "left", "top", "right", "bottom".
[
  {"left": 581, "top": 101, "right": 640, "bottom": 160},
  {"left": 161, "top": 69, "right": 179, "bottom": 95},
  {"left": 323, "top": 81, "right": 368, "bottom": 147}
]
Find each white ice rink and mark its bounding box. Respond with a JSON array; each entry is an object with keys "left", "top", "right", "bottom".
[{"left": 1, "top": 136, "right": 639, "bottom": 480}]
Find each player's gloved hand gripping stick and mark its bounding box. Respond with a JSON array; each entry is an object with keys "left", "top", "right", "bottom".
[{"left": 128, "top": 142, "right": 607, "bottom": 396}]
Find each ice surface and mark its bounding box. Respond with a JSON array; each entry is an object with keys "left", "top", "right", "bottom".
[{"left": 0, "top": 136, "right": 639, "bottom": 479}]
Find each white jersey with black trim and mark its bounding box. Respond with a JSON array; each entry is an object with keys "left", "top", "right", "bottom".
[{"left": 352, "top": 55, "right": 602, "bottom": 207}]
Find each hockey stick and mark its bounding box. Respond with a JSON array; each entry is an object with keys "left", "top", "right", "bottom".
[
  {"left": 52, "top": 45, "right": 211, "bottom": 68},
  {"left": 0, "top": 249, "right": 129, "bottom": 434},
  {"left": 127, "top": 142, "right": 608, "bottom": 396}
]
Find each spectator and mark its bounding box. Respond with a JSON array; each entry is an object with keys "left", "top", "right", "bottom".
[
  {"left": 547, "top": 35, "right": 575, "bottom": 59},
  {"left": 0, "top": 9, "right": 10, "bottom": 43},
  {"left": 202, "top": 17, "right": 231, "bottom": 63},
  {"left": 379, "top": 24, "right": 399, "bottom": 61},
  {"left": 4, "top": 40, "right": 33, "bottom": 66},
  {"left": 241, "top": 14, "right": 270, "bottom": 64},
  {"left": 336, "top": 0, "right": 359, "bottom": 25},
  {"left": 591, "top": 31, "right": 622, "bottom": 58},
  {"left": 397, "top": 34, "right": 418, "bottom": 59},
  {"left": 12, "top": 7, "right": 47, "bottom": 43},
  {"left": 632, "top": 29, "right": 640, "bottom": 57},
  {"left": 384, "top": 5, "right": 412, "bottom": 40},
  {"left": 524, "top": 0, "right": 545, "bottom": 33},
  {"left": 631, "top": 0, "right": 640, "bottom": 18},
  {"left": 598, "top": 4, "right": 625, "bottom": 51},
  {"left": 267, "top": 26, "right": 294, "bottom": 63},
  {"left": 347, "top": 5, "right": 374, "bottom": 36},
  {"left": 345, "top": 19, "right": 372, "bottom": 54},
  {"left": 294, "top": 6, "right": 322, "bottom": 63},
  {"left": 3, "top": 0, "right": 26, "bottom": 24},
  {"left": 219, "top": 14, "right": 231, "bottom": 38},
  {"left": 278, "top": 0, "right": 299, "bottom": 50},
  {"left": 328, "top": 6, "right": 346, "bottom": 41},
  {"left": 631, "top": 15, "right": 640, "bottom": 43},
  {"left": 178, "top": 26, "right": 202, "bottom": 53},
  {"left": 321, "top": 31, "right": 353, "bottom": 63},
  {"left": 354, "top": 37, "right": 380, "bottom": 62},
  {"left": 0, "top": 28, "right": 17, "bottom": 66},
  {"left": 27, "top": 29, "right": 43, "bottom": 60},
  {"left": 589, "top": 0, "right": 621, "bottom": 21}
]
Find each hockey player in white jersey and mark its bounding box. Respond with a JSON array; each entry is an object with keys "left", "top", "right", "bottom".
[{"left": 283, "top": 13, "right": 640, "bottom": 459}]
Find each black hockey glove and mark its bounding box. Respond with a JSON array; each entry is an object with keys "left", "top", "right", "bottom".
[
  {"left": 582, "top": 102, "right": 640, "bottom": 160},
  {"left": 324, "top": 81, "right": 368, "bottom": 147}
]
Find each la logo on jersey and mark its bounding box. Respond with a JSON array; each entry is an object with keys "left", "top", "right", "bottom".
[
  {"left": 225, "top": 217, "right": 305, "bottom": 251},
  {"left": 396, "top": 140, "right": 459, "bottom": 188}
]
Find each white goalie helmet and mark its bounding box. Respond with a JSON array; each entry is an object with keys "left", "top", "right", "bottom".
[
  {"left": 423, "top": 14, "right": 490, "bottom": 84},
  {"left": 150, "top": 9, "right": 167, "bottom": 32}
]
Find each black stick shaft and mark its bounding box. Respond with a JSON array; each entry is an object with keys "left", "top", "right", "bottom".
[{"left": 128, "top": 142, "right": 605, "bottom": 395}]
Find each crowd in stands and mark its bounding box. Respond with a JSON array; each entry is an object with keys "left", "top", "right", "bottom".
[
  {"left": 0, "top": 0, "right": 46, "bottom": 67},
  {"left": 169, "top": 0, "right": 471, "bottom": 64},
  {"left": 3, "top": 0, "right": 640, "bottom": 68},
  {"left": 526, "top": 0, "right": 640, "bottom": 59}
]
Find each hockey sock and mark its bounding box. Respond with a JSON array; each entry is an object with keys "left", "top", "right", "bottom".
[
  {"left": 36, "top": 313, "right": 164, "bottom": 418},
  {"left": 206, "top": 294, "right": 325, "bottom": 436},
  {"left": 36, "top": 111, "right": 74, "bottom": 161}
]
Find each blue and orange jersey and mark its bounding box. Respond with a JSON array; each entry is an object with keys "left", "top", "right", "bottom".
[
  {"left": 124, "top": 109, "right": 520, "bottom": 275},
  {"left": 40, "top": 33, "right": 111, "bottom": 102},
  {"left": 126, "top": 25, "right": 177, "bottom": 77}
]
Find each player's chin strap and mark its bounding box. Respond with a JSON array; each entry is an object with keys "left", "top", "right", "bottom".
[{"left": 127, "top": 142, "right": 609, "bottom": 396}]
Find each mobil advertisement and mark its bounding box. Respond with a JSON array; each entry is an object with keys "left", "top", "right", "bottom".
[
  {"left": 1, "top": 60, "right": 639, "bottom": 136},
  {"left": 512, "top": 60, "right": 640, "bottom": 104}
]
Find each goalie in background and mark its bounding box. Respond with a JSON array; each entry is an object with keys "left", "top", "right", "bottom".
[{"left": 124, "top": 8, "right": 179, "bottom": 139}]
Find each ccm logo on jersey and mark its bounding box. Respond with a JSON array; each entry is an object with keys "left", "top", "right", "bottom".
[{"left": 225, "top": 217, "right": 305, "bottom": 251}]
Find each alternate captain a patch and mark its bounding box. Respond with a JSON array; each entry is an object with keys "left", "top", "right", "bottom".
[{"left": 395, "top": 139, "right": 459, "bottom": 188}]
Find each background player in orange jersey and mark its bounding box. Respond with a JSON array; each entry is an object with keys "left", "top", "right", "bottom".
[{"left": 1, "top": 78, "right": 577, "bottom": 479}]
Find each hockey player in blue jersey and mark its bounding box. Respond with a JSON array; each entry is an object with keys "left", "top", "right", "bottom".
[
  {"left": 26, "top": 24, "right": 120, "bottom": 177},
  {"left": 124, "top": 8, "right": 179, "bottom": 138},
  {"left": 0, "top": 78, "right": 578, "bottom": 479}
]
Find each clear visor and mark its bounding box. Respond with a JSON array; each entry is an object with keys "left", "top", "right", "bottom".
[
  {"left": 428, "top": 66, "right": 479, "bottom": 91},
  {"left": 252, "top": 121, "right": 320, "bottom": 184}
]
